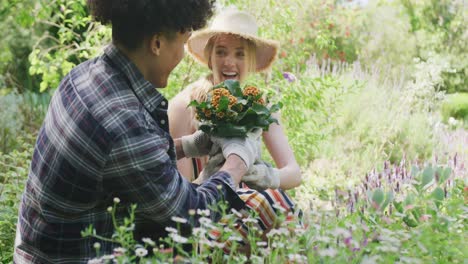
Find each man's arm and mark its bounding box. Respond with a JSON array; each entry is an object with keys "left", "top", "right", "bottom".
[{"left": 104, "top": 128, "right": 244, "bottom": 223}]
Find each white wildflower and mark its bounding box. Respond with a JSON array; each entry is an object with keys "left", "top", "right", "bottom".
[
  {"left": 197, "top": 209, "right": 210, "bottom": 217},
  {"left": 199, "top": 217, "right": 212, "bottom": 225},
  {"left": 288, "top": 254, "right": 308, "bottom": 263},
  {"left": 271, "top": 242, "right": 285, "bottom": 248},
  {"left": 266, "top": 227, "right": 289, "bottom": 238},
  {"left": 107, "top": 206, "right": 113, "bottom": 213},
  {"left": 169, "top": 233, "right": 189, "bottom": 244},
  {"left": 113, "top": 247, "right": 126, "bottom": 255},
  {"left": 258, "top": 247, "right": 271, "bottom": 256},
  {"left": 113, "top": 197, "right": 120, "bottom": 204},
  {"left": 171, "top": 216, "right": 188, "bottom": 224},
  {"left": 241, "top": 217, "right": 258, "bottom": 224},
  {"left": 135, "top": 248, "right": 148, "bottom": 257},
  {"left": 448, "top": 117, "right": 458, "bottom": 127},
  {"left": 213, "top": 241, "right": 225, "bottom": 249},
  {"left": 192, "top": 227, "right": 207, "bottom": 237},
  {"left": 318, "top": 247, "right": 338, "bottom": 257},
  {"left": 330, "top": 227, "right": 351, "bottom": 238},
  {"left": 256, "top": 241, "right": 268, "bottom": 247},
  {"left": 199, "top": 238, "right": 213, "bottom": 247},
  {"left": 93, "top": 242, "right": 101, "bottom": 250},
  {"left": 230, "top": 208, "right": 243, "bottom": 218},
  {"left": 361, "top": 255, "right": 382, "bottom": 264},
  {"left": 165, "top": 227, "right": 178, "bottom": 234},
  {"left": 250, "top": 255, "right": 264, "bottom": 263},
  {"left": 87, "top": 258, "right": 102, "bottom": 264},
  {"left": 228, "top": 235, "right": 243, "bottom": 242},
  {"left": 142, "top": 237, "right": 155, "bottom": 247},
  {"left": 188, "top": 209, "right": 196, "bottom": 216},
  {"left": 101, "top": 255, "right": 115, "bottom": 261}
]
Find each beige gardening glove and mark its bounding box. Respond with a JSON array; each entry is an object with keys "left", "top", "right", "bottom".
[
  {"left": 181, "top": 130, "right": 213, "bottom": 158},
  {"left": 243, "top": 162, "right": 280, "bottom": 191},
  {"left": 211, "top": 129, "right": 262, "bottom": 168},
  {"left": 193, "top": 152, "right": 225, "bottom": 184}
]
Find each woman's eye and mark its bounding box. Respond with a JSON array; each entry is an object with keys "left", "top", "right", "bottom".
[
  {"left": 236, "top": 51, "right": 245, "bottom": 57},
  {"left": 216, "top": 50, "right": 226, "bottom": 56}
]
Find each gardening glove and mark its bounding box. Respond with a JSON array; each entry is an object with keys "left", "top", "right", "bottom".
[
  {"left": 180, "top": 130, "right": 213, "bottom": 158},
  {"left": 211, "top": 129, "right": 262, "bottom": 168},
  {"left": 193, "top": 152, "right": 226, "bottom": 184},
  {"left": 242, "top": 162, "right": 280, "bottom": 191}
]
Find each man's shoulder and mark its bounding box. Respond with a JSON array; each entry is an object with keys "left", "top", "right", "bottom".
[{"left": 63, "top": 56, "right": 148, "bottom": 139}]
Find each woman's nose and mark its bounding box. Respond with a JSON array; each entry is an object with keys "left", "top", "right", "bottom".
[{"left": 224, "top": 56, "right": 235, "bottom": 66}]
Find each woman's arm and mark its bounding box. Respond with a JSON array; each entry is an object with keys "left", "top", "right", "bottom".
[
  {"left": 262, "top": 112, "right": 302, "bottom": 190},
  {"left": 168, "top": 90, "right": 196, "bottom": 181}
]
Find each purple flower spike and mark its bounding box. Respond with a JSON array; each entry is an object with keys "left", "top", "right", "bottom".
[{"left": 283, "top": 72, "right": 297, "bottom": 82}]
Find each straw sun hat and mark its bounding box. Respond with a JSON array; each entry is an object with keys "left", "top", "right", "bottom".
[{"left": 187, "top": 8, "right": 279, "bottom": 72}]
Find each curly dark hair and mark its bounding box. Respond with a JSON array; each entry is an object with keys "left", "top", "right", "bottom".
[{"left": 87, "top": 0, "right": 216, "bottom": 50}]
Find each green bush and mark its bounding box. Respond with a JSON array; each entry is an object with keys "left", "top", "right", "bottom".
[
  {"left": 0, "top": 137, "right": 33, "bottom": 263},
  {"left": 0, "top": 92, "right": 50, "bottom": 153},
  {"left": 441, "top": 93, "right": 468, "bottom": 124}
]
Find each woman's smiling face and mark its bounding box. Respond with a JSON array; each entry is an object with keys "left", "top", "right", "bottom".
[{"left": 210, "top": 34, "right": 249, "bottom": 84}]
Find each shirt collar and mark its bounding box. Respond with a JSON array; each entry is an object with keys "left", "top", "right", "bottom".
[{"left": 103, "top": 43, "right": 164, "bottom": 113}]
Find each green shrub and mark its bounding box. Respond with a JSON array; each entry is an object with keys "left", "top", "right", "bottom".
[
  {"left": 0, "top": 94, "right": 24, "bottom": 153},
  {"left": 0, "top": 92, "right": 49, "bottom": 153},
  {"left": 441, "top": 93, "right": 468, "bottom": 124},
  {"left": 0, "top": 137, "right": 33, "bottom": 263}
]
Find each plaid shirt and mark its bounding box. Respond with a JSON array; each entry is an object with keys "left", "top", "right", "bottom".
[{"left": 15, "top": 44, "right": 244, "bottom": 263}]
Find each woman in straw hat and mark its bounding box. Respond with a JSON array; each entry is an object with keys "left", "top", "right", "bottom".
[{"left": 169, "top": 8, "right": 302, "bottom": 242}]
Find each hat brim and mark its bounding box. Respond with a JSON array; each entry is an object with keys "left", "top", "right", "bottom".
[{"left": 187, "top": 30, "right": 279, "bottom": 72}]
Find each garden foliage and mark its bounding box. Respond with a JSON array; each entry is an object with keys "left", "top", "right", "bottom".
[{"left": 0, "top": 0, "right": 466, "bottom": 263}]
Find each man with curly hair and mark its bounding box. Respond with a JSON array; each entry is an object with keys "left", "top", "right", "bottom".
[{"left": 14, "top": 1, "right": 260, "bottom": 262}]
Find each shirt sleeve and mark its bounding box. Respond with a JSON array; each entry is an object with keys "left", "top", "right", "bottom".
[{"left": 103, "top": 126, "right": 244, "bottom": 223}]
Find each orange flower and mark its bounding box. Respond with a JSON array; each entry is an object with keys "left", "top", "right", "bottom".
[
  {"left": 257, "top": 98, "right": 265, "bottom": 105},
  {"left": 211, "top": 88, "right": 231, "bottom": 109},
  {"left": 216, "top": 112, "right": 225, "bottom": 119},
  {"left": 280, "top": 51, "right": 287, "bottom": 58},
  {"left": 243, "top": 86, "right": 260, "bottom": 97},
  {"left": 228, "top": 95, "right": 238, "bottom": 107},
  {"left": 203, "top": 109, "right": 212, "bottom": 118}
]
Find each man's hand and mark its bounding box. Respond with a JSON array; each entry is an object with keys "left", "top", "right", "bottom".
[
  {"left": 242, "top": 162, "right": 280, "bottom": 191},
  {"left": 193, "top": 152, "right": 225, "bottom": 184},
  {"left": 180, "top": 131, "right": 212, "bottom": 158}
]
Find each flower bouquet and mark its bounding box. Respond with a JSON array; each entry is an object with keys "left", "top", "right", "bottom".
[{"left": 188, "top": 80, "right": 282, "bottom": 138}]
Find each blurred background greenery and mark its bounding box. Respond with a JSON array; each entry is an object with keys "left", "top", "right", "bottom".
[{"left": 0, "top": 0, "right": 467, "bottom": 262}]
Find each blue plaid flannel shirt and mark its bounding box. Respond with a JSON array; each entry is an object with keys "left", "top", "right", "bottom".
[{"left": 14, "top": 44, "right": 244, "bottom": 263}]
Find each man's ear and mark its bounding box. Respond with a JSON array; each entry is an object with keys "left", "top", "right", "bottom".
[{"left": 149, "top": 34, "right": 161, "bottom": 56}]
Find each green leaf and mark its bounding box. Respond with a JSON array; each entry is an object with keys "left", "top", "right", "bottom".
[
  {"left": 250, "top": 103, "right": 270, "bottom": 115},
  {"left": 217, "top": 96, "right": 230, "bottom": 111},
  {"left": 432, "top": 187, "right": 444, "bottom": 202},
  {"left": 199, "top": 124, "right": 213, "bottom": 134},
  {"left": 372, "top": 188, "right": 384, "bottom": 206},
  {"left": 213, "top": 123, "right": 248, "bottom": 137},
  {"left": 269, "top": 102, "right": 283, "bottom": 113},
  {"left": 381, "top": 191, "right": 394, "bottom": 211},
  {"left": 411, "top": 165, "right": 419, "bottom": 178},
  {"left": 440, "top": 167, "right": 451, "bottom": 184},
  {"left": 217, "top": 79, "right": 243, "bottom": 97},
  {"left": 188, "top": 100, "right": 201, "bottom": 107},
  {"left": 421, "top": 165, "right": 434, "bottom": 189}
]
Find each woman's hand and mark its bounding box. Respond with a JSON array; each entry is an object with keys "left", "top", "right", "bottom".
[
  {"left": 180, "top": 130, "right": 213, "bottom": 157},
  {"left": 211, "top": 129, "right": 262, "bottom": 168},
  {"left": 242, "top": 161, "right": 280, "bottom": 191}
]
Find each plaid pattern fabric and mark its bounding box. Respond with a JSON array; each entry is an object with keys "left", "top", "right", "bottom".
[{"left": 15, "top": 44, "right": 244, "bottom": 263}]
